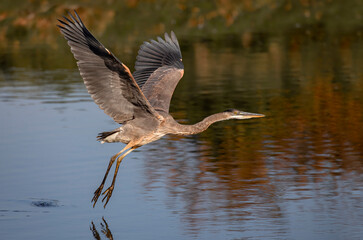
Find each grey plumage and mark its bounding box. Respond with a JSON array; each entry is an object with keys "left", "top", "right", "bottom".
[
  {"left": 58, "top": 11, "right": 264, "bottom": 208},
  {"left": 58, "top": 11, "right": 159, "bottom": 124},
  {"left": 134, "top": 32, "right": 184, "bottom": 113}
]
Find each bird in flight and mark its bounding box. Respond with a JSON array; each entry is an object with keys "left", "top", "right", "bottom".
[{"left": 58, "top": 11, "right": 265, "bottom": 208}]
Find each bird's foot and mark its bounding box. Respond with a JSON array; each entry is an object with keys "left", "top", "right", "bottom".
[
  {"left": 101, "top": 185, "right": 114, "bottom": 208},
  {"left": 91, "top": 184, "right": 104, "bottom": 207}
]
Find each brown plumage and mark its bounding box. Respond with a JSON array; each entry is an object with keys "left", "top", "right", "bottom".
[{"left": 58, "top": 11, "right": 265, "bottom": 208}]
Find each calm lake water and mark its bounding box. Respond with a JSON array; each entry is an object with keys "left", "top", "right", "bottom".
[{"left": 1, "top": 29, "right": 363, "bottom": 239}]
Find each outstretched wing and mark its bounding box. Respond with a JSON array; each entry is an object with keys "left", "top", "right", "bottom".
[
  {"left": 57, "top": 11, "right": 161, "bottom": 123},
  {"left": 133, "top": 32, "right": 184, "bottom": 114}
]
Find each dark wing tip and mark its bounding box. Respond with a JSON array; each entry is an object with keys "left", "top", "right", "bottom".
[
  {"left": 133, "top": 31, "right": 183, "bottom": 88},
  {"left": 57, "top": 10, "right": 85, "bottom": 30},
  {"left": 58, "top": 11, "right": 158, "bottom": 124},
  {"left": 138, "top": 31, "right": 182, "bottom": 66}
]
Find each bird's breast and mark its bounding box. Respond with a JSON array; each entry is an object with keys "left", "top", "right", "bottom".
[{"left": 138, "top": 131, "right": 166, "bottom": 145}]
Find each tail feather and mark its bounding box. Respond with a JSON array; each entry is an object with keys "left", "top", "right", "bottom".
[{"left": 97, "top": 130, "right": 118, "bottom": 142}]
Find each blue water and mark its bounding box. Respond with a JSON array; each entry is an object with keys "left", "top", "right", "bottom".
[{"left": 1, "top": 33, "right": 363, "bottom": 239}]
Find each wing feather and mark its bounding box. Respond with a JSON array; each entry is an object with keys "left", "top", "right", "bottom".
[
  {"left": 133, "top": 32, "right": 184, "bottom": 113},
  {"left": 58, "top": 11, "right": 161, "bottom": 123}
]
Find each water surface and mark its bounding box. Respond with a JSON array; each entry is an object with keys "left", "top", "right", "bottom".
[{"left": 1, "top": 24, "right": 363, "bottom": 240}]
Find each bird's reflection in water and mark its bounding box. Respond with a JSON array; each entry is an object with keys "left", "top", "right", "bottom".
[{"left": 90, "top": 217, "right": 113, "bottom": 240}]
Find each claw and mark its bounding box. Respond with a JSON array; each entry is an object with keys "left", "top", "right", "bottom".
[
  {"left": 92, "top": 184, "right": 104, "bottom": 207},
  {"left": 102, "top": 185, "right": 114, "bottom": 208},
  {"left": 91, "top": 146, "right": 137, "bottom": 208}
]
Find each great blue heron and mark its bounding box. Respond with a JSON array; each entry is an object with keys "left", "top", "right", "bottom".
[{"left": 58, "top": 11, "right": 265, "bottom": 208}]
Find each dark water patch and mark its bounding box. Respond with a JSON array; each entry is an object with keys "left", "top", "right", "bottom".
[
  {"left": 31, "top": 199, "right": 59, "bottom": 208},
  {"left": 0, "top": 209, "right": 31, "bottom": 213}
]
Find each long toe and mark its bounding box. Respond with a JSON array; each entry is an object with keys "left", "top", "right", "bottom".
[
  {"left": 101, "top": 186, "right": 114, "bottom": 208},
  {"left": 91, "top": 184, "right": 104, "bottom": 207}
]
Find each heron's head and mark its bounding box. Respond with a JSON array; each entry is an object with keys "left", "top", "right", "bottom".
[{"left": 223, "top": 108, "right": 265, "bottom": 120}]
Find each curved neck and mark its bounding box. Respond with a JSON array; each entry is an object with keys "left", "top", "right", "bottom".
[{"left": 170, "top": 112, "right": 229, "bottom": 135}]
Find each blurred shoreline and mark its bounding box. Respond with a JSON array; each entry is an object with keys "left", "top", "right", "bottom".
[{"left": 0, "top": 0, "right": 361, "bottom": 48}]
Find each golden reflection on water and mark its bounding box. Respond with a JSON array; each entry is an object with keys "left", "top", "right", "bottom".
[
  {"left": 140, "top": 30, "right": 363, "bottom": 232},
  {"left": 0, "top": 7, "right": 362, "bottom": 238},
  {"left": 0, "top": 2, "right": 362, "bottom": 238}
]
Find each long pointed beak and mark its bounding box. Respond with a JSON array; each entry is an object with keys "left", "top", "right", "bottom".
[
  {"left": 240, "top": 111, "right": 265, "bottom": 117},
  {"left": 236, "top": 111, "right": 265, "bottom": 119}
]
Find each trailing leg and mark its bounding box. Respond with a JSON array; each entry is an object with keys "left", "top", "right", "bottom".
[
  {"left": 92, "top": 143, "right": 133, "bottom": 207},
  {"left": 102, "top": 147, "right": 137, "bottom": 208}
]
